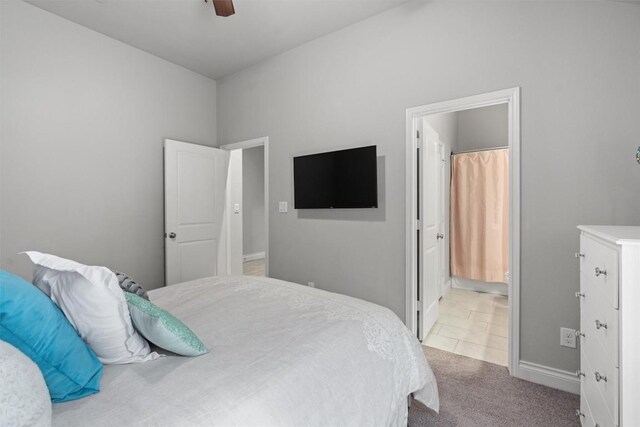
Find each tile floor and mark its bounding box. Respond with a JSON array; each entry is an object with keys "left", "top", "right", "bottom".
[
  {"left": 243, "top": 258, "right": 265, "bottom": 276},
  {"left": 424, "top": 287, "right": 509, "bottom": 366}
]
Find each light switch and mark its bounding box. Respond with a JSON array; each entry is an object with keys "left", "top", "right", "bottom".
[
  {"left": 279, "top": 201, "right": 288, "bottom": 213},
  {"left": 233, "top": 203, "right": 240, "bottom": 214}
]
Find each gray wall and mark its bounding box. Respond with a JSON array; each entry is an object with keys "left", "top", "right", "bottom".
[
  {"left": 217, "top": 1, "right": 640, "bottom": 373},
  {"left": 242, "top": 146, "right": 265, "bottom": 256},
  {"left": 457, "top": 104, "right": 508, "bottom": 151},
  {"left": 0, "top": 1, "right": 217, "bottom": 290}
]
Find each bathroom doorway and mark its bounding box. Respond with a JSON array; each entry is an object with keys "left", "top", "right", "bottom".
[{"left": 405, "top": 88, "right": 520, "bottom": 375}]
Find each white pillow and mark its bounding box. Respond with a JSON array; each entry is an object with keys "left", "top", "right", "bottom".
[
  {"left": 24, "top": 251, "right": 159, "bottom": 365},
  {"left": 0, "top": 340, "right": 52, "bottom": 427}
]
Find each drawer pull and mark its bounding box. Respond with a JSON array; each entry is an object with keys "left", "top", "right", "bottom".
[
  {"left": 594, "top": 372, "right": 607, "bottom": 382},
  {"left": 576, "top": 330, "right": 585, "bottom": 338},
  {"left": 594, "top": 267, "right": 607, "bottom": 277},
  {"left": 576, "top": 370, "right": 585, "bottom": 378},
  {"left": 575, "top": 292, "right": 585, "bottom": 298},
  {"left": 575, "top": 409, "right": 585, "bottom": 418},
  {"left": 575, "top": 252, "right": 585, "bottom": 258},
  {"left": 595, "top": 319, "right": 608, "bottom": 330}
]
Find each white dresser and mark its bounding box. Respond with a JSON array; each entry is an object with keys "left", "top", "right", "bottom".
[{"left": 576, "top": 226, "right": 640, "bottom": 427}]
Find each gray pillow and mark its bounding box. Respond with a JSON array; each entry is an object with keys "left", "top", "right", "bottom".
[{"left": 111, "top": 270, "right": 149, "bottom": 300}]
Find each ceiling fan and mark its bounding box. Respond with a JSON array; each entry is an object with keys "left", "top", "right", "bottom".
[{"left": 205, "top": 0, "right": 235, "bottom": 17}]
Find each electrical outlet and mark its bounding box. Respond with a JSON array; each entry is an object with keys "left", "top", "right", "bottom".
[
  {"left": 561, "top": 327, "right": 576, "bottom": 348},
  {"left": 307, "top": 282, "right": 315, "bottom": 288}
]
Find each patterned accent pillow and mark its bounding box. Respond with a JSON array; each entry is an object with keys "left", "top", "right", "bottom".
[
  {"left": 0, "top": 341, "right": 52, "bottom": 426},
  {"left": 125, "top": 293, "right": 207, "bottom": 357},
  {"left": 112, "top": 270, "right": 149, "bottom": 300}
]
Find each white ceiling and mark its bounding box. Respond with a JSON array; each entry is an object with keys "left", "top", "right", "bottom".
[{"left": 27, "top": 0, "right": 406, "bottom": 80}]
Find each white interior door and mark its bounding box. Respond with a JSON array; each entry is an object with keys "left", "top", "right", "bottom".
[
  {"left": 164, "top": 139, "right": 229, "bottom": 285},
  {"left": 437, "top": 141, "right": 446, "bottom": 298},
  {"left": 419, "top": 119, "right": 444, "bottom": 340}
]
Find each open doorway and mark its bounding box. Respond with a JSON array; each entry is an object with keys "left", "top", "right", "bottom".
[
  {"left": 423, "top": 104, "right": 509, "bottom": 367},
  {"left": 406, "top": 88, "right": 520, "bottom": 375},
  {"left": 221, "top": 137, "right": 270, "bottom": 278}
]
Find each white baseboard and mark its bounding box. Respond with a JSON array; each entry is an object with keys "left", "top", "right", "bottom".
[
  {"left": 243, "top": 252, "right": 265, "bottom": 262},
  {"left": 518, "top": 361, "right": 579, "bottom": 395},
  {"left": 452, "top": 276, "right": 508, "bottom": 296}
]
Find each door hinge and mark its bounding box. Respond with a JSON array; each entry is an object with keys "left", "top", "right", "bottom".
[
  {"left": 417, "top": 130, "right": 420, "bottom": 139},
  {"left": 417, "top": 300, "right": 422, "bottom": 312},
  {"left": 416, "top": 219, "right": 421, "bottom": 230}
]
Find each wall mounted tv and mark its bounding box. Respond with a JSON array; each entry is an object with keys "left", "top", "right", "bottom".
[{"left": 293, "top": 145, "right": 378, "bottom": 209}]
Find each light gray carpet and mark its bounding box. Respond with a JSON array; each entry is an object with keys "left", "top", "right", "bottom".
[{"left": 408, "top": 347, "right": 580, "bottom": 427}]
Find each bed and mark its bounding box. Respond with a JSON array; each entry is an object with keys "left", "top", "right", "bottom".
[{"left": 52, "top": 276, "right": 439, "bottom": 426}]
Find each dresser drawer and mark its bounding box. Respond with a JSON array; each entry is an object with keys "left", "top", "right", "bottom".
[
  {"left": 582, "top": 349, "right": 617, "bottom": 426},
  {"left": 580, "top": 273, "right": 619, "bottom": 367},
  {"left": 582, "top": 332, "right": 619, "bottom": 426},
  {"left": 580, "top": 334, "right": 608, "bottom": 425},
  {"left": 581, "top": 391, "right": 601, "bottom": 427},
  {"left": 580, "top": 234, "right": 619, "bottom": 309}
]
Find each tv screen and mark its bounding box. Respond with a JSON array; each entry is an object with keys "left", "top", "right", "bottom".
[{"left": 293, "top": 145, "right": 378, "bottom": 209}]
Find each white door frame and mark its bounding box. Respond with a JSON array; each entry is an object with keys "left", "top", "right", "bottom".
[
  {"left": 405, "top": 87, "right": 521, "bottom": 376},
  {"left": 220, "top": 137, "right": 270, "bottom": 277}
]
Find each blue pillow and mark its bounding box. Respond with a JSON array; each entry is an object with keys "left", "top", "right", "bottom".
[{"left": 0, "top": 270, "right": 103, "bottom": 402}]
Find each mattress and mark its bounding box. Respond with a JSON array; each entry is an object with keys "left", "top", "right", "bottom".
[{"left": 52, "top": 276, "right": 438, "bottom": 426}]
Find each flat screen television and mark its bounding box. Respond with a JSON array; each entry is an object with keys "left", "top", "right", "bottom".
[{"left": 293, "top": 145, "right": 378, "bottom": 209}]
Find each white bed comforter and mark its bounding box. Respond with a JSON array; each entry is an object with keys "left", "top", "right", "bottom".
[{"left": 53, "top": 276, "right": 438, "bottom": 426}]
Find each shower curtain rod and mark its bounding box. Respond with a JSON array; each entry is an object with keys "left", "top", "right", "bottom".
[{"left": 451, "top": 146, "right": 508, "bottom": 155}]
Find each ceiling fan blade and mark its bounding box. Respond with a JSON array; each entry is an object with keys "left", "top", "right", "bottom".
[{"left": 213, "top": 0, "right": 235, "bottom": 17}]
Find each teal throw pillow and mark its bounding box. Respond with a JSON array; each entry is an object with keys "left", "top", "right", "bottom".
[{"left": 125, "top": 293, "right": 207, "bottom": 357}]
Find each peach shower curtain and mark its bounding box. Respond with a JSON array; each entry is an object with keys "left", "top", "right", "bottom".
[{"left": 450, "top": 149, "right": 509, "bottom": 283}]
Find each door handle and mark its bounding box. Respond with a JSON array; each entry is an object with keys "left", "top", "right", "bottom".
[
  {"left": 168, "top": 232, "right": 176, "bottom": 239},
  {"left": 436, "top": 233, "right": 444, "bottom": 240},
  {"left": 595, "top": 319, "right": 607, "bottom": 330}
]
